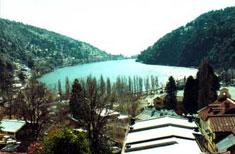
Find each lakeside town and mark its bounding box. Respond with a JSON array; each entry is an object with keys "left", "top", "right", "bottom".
[
  {"left": 0, "top": 58, "right": 235, "bottom": 154},
  {"left": 1, "top": 1, "right": 235, "bottom": 154}
]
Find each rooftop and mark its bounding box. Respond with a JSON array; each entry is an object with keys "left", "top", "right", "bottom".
[
  {"left": 96, "top": 108, "right": 120, "bottom": 117},
  {"left": 198, "top": 98, "right": 235, "bottom": 121},
  {"left": 126, "top": 126, "right": 196, "bottom": 144},
  {"left": 136, "top": 108, "right": 178, "bottom": 120},
  {"left": 132, "top": 116, "right": 197, "bottom": 131},
  {"left": 124, "top": 137, "right": 201, "bottom": 154},
  {"left": 209, "top": 116, "right": 235, "bottom": 133},
  {"left": 216, "top": 134, "right": 235, "bottom": 153},
  {"left": 0, "top": 119, "right": 26, "bottom": 133},
  {"left": 123, "top": 116, "right": 200, "bottom": 154}
]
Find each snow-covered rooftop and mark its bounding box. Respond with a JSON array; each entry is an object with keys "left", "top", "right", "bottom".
[
  {"left": 122, "top": 116, "right": 200, "bottom": 154},
  {"left": 124, "top": 137, "right": 201, "bottom": 154},
  {"left": 0, "top": 119, "right": 26, "bottom": 133},
  {"left": 126, "top": 126, "right": 196, "bottom": 144},
  {"left": 132, "top": 116, "right": 197, "bottom": 131},
  {"left": 97, "top": 108, "right": 119, "bottom": 117}
]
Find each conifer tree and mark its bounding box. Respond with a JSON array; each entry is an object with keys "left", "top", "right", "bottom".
[
  {"left": 183, "top": 76, "right": 198, "bottom": 114},
  {"left": 164, "top": 76, "right": 177, "bottom": 110},
  {"left": 69, "top": 79, "right": 83, "bottom": 118},
  {"left": 197, "top": 60, "right": 220, "bottom": 109}
]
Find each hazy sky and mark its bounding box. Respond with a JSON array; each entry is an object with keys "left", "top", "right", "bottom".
[{"left": 0, "top": 0, "right": 234, "bottom": 56}]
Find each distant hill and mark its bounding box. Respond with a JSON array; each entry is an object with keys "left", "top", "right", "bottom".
[
  {"left": 137, "top": 7, "right": 235, "bottom": 69},
  {"left": 0, "top": 18, "right": 122, "bottom": 74}
]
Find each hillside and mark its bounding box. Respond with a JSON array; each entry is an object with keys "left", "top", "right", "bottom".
[
  {"left": 137, "top": 7, "right": 235, "bottom": 69},
  {"left": 0, "top": 18, "right": 121, "bottom": 74}
]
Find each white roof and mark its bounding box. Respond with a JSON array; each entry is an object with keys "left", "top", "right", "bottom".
[
  {"left": 126, "top": 126, "right": 195, "bottom": 144},
  {"left": 124, "top": 137, "right": 201, "bottom": 154},
  {"left": 97, "top": 108, "right": 120, "bottom": 117},
  {"left": 132, "top": 116, "right": 197, "bottom": 131},
  {"left": 118, "top": 114, "right": 129, "bottom": 120},
  {"left": 122, "top": 116, "right": 200, "bottom": 154},
  {"left": 0, "top": 119, "right": 26, "bottom": 133},
  {"left": 12, "top": 83, "right": 22, "bottom": 88},
  {"left": 177, "top": 90, "right": 184, "bottom": 97}
]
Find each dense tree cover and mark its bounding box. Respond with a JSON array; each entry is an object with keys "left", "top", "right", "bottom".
[
  {"left": 164, "top": 76, "right": 177, "bottom": 110},
  {"left": 197, "top": 60, "right": 220, "bottom": 109},
  {"left": 0, "top": 55, "right": 14, "bottom": 118},
  {"left": 183, "top": 76, "right": 198, "bottom": 114},
  {"left": 182, "top": 60, "right": 220, "bottom": 113},
  {"left": 137, "top": 7, "right": 235, "bottom": 69},
  {"left": 43, "top": 128, "right": 91, "bottom": 154},
  {"left": 0, "top": 18, "right": 124, "bottom": 75},
  {"left": 0, "top": 55, "right": 14, "bottom": 93}
]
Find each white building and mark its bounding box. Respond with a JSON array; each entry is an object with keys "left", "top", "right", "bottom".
[
  {"left": 122, "top": 116, "right": 201, "bottom": 154},
  {"left": 0, "top": 119, "right": 26, "bottom": 138}
]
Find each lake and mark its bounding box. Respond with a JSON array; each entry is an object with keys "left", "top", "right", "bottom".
[{"left": 39, "top": 59, "right": 197, "bottom": 91}]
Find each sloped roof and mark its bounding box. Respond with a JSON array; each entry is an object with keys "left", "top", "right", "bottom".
[
  {"left": 0, "top": 119, "right": 26, "bottom": 133},
  {"left": 124, "top": 137, "right": 201, "bottom": 154},
  {"left": 216, "top": 134, "right": 235, "bottom": 153},
  {"left": 123, "top": 116, "right": 201, "bottom": 154},
  {"left": 198, "top": 98, "right": 235, "bottom": 121},
  {"left": 126, "top": 126, "right": 196, "bottom": 144},
  {"left": 136, "top": 108, "right": 178, "bottom": 120},
  {"left": 132, "top": 116, "right": 197, "bottom": 132},
  {"left": 209, "top": 116, "right": 235, "bottom": 133}
]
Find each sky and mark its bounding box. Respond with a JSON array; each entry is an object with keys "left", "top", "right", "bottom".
[{"left": 0, "top": 0, "right": 235, "bottom": 56}]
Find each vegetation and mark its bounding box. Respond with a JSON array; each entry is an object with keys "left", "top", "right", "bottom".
[
  {"left": 43, "top": 128, "right": 91, "bottom": 154},
  {"left": 0, "top": 55, "right": 14, "bottom": 118},
  {"left": 197, "top": 60, "right": 220, "bottom": 109},
  {"left": 182, "top": 60, "right": 220, "bottom": 113},
  {"left": 69, "top": 76, "right": 114, "bottom": 154},
  {"left": 68, "top": 75, "right": 160, "bottom": 153},
  {"left": 137, "top": 7, "right": 235, "bottom": 69},
  {"left": 0, "top": 18, "right": 124, "bottom": 75},
  {"left": 164, "top": 76, "right": 177, "bottom": 110},
  {"left": 15, "top": 79, "right": 53, "bottom": 139},
  {"left": 183, "top": 76, "right": 198, "bottom": 114}
]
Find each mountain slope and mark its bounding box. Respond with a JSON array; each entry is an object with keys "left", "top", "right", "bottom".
[
  {"left": 137, "top": 7, "right": 235, "bottom": 69},
  {"left": 0, "top": 18, "right": 116, "bottom": 74}
]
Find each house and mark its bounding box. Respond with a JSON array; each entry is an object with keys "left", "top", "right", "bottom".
[
  {"left": 153, "top": 90, "right": 184, "bottom": 114},
  {"left": 216, "top": 134, "right": 235, "bottom": 153},
  {"left": 0, "top": 119, "right": 26, "bottom": 139},
  {"left": 197, "top": 98, "right": 235, "bottom": 153},
  {"left": 136, "top": 108, "right": 178, "bottom": 120},
  {"left": 122, "top": 116, "right": 201, "bottom": 154}
]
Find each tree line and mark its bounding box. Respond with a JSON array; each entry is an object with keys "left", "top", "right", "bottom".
[{"left": 164, "top": 59, "right": 220, "bottom": 114}]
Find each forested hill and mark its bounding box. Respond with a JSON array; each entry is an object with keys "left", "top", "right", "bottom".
[
  {"left": 137, "top": 7, "right": 235, "bottom": 69},
  {"left": 0, "top": 18, "right": 120, "bottom": 74}
]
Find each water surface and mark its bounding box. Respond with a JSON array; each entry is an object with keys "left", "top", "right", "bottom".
[{"left": 39, "top": 59, "right": 197, "bottom": 90}]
